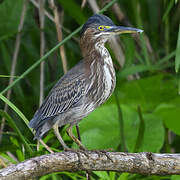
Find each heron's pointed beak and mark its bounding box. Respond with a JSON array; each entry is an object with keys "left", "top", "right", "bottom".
[{"left": 107, "top": 26, "right": 143, "bottom": 34}]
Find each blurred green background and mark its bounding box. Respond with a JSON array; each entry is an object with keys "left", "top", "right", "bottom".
[{"left": 0, "top": 0, "right": 180, "bottom": 179}]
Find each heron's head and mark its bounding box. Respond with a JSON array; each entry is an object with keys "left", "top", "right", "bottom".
[{"left": 81, "top": 14, "right": 143, "bottom": 44}]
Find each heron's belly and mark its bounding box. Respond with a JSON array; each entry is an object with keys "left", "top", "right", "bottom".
[{"left": 55, "top": 102, "right": 93, "bottom": 127}]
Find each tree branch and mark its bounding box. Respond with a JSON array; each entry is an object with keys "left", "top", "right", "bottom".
[{"left": 0, "top": 151, "right": 180, "bottom": 179}]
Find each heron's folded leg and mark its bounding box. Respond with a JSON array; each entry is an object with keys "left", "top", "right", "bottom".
[
  {"left": 53, "top": 124, "right": 69, "bottom": 150},
  {"left": 67, "top": 125, "right": 86, "bottom": 150}
]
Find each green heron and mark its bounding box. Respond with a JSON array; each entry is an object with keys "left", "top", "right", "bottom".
[{"left": 29, "top": 14, "right": 142, "bottom": 150}]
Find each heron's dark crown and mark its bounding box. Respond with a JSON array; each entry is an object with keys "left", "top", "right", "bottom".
[{"left": 80, "top": 14, "right": 115, "bottom": 36}]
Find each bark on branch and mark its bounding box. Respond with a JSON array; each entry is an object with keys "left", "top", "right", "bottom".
[{"left": 0, "top": 151, "right": 180, "bottom": 180}]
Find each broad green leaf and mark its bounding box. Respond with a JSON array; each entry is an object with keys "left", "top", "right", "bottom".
[
  {"left": 138, "top": 113, "right": 164, "bottom": 152},
  {"left": 134, "top": 106, "right": 145, "bottom": 152},
  {"left": 121, "top": 105, "right": 140, "bottom": 152},
  {"left": 154, "top": 104, "right": 180, "bottom": 136},
  {"left": 116, "top": 74, "right": 179, "bottom": 111},
  {"left": 122, "top": 106, "right": 164, "bottom": 152}
]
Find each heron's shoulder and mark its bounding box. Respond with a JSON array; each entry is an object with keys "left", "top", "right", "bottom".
[{"left": 54, "top": 60, "right": 85, "bottom": 88}]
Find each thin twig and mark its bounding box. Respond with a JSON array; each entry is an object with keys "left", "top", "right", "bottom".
[
  {"left": 87, "top": 0, "right": 99, "bottom": 12},
  {"left": 81, "top": 0, "right": 87, "bottom": 9},
  {"left": 49, "top": 0, "right": 68, "bottom": 73},
  {"left": 112, "top": 3, "right": 131, "bottom": 26},
  {"left": 0, "top": 0, "right": 28, "bottom": 141},
  {"left": 38, "top": 0, "right": 46, "bottom": 152},
  {"left": 39, "top": 0, "right": 45, "bottom": 106}
]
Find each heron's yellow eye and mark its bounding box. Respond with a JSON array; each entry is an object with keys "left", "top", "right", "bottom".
[
  {"left": 98, "top": 25, "right": 111, "bottom": 31},
  {"left": 98, "top": 25, "right": 104, "bottom": 31}
]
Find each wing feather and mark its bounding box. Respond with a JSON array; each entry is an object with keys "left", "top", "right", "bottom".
[{"left": 29, "top": 78, "right": 86, "bottom": 129}]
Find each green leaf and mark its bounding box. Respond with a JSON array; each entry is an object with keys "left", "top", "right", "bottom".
[
  {"left": 0, "top": 43, "right": 12, "bottom": 72},
  {"left": 121, "top": 35, "right": 135, "bottom": 67},
  {"left": 121, "top": 105, "right": 140, "bottom": 152},
  {"left": 0, "top": 110, "right": 33, "bottom": 154},
  {"left": 118, "top": 64, "right": 150, "bottom": 78},
  {"left": 122, "top": 105, "right": 164, "bottom": 152},
  {"left": 93, "top": 171, "right": 109, "bottom": 179},
  {"left": 138, "top": 113, "right": 164, "bottom": 152},
  {"left": 0, "top": 0, "right": 23, "bottom": 37},
  {"left": 0, "top": 94, "right": 29, "bottom": 126},
  {"left": 134, "top": 106, "right": 145, "bottom": 152},
  {"left": 157, "top": 50, "right": 176, "bottom": 66},
  {"left": 117, "top": 173, "right": 129, "bottom": 180},
  {"left": 10, "top": 137, "right": 25, "bottom": 161},
  {"left": 0, "top": 75, "right": 19, "bottom": 78},
  {"left": 0, "top": 153, "right": 17, "bottom": 164},
  {"left": 109, "top": 172, "right": 116, "bottom": 180},
  {"left": 154, "top": 104, "right": 180, "bottom": 136},
  {"left": 162, "top": 0, "right": 174, "bottom": 22},
  {"left": 171, "top": 175, "right": 180, "bottom": 180},
  {"left": 57, "top": 0, "right": 86, "bottom": 24},
  {"left": 117, "top": 74, "right": 179, "bottom": 111}
]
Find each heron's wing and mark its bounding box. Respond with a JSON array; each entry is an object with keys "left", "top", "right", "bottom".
[
  {"left": 29, "top": 61, "right": 86, "bottom": 129},
  {"left": 29, "top": 78, "right": 85, "bottom": 128},
  {"left": 44, "top": 79, "right": 85, "bottom": 116}
]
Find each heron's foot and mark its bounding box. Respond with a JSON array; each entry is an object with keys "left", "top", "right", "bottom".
[{"left": 92, "top": 149, "right": 113, "bottom": 162}]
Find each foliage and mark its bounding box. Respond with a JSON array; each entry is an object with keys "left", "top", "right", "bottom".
[{"left": 0, "top": 0, "right": 180, "bottom": 179}]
